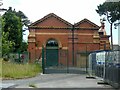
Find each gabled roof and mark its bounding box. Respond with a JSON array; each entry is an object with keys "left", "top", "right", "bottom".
[
  {"left": 74, "top": 18, "right": 100, "bottom": 29},
  {"left": 30, "top": 13, "right": 72, "bottom": 26}
]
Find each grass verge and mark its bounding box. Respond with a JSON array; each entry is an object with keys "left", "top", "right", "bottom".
[{"left": 1, "top": 58, "right": 42, "bottom": 79}]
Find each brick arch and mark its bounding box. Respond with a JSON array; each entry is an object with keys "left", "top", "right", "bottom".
[{"left": 43, "top": 38, "right": 62, "bottom": 48}]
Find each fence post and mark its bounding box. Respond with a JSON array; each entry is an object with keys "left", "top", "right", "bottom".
[
  {"left": 86, "top": 44, "right": 88, "bottom": 74},
  {"left": 42, "top": 45, "right": 45, "bottom": 74},
  {"left": 18, "top": 51, "right": 21, "bottom": 63},
  {"left": 67, "top": 50, "right": 69, "bottom": 73}
]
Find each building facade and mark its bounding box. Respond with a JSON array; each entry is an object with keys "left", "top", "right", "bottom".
[{"left": 28, "top": 13, "right": 110, "bottom": 67}]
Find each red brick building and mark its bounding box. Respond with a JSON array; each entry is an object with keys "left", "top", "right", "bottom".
[{"left": 28, "top": 13, "right": 110, "bottom": 67}]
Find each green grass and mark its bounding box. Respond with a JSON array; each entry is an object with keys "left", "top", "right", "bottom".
[
  {"left": 1, "top": 58, "right": 42, "bottom": 79},
  {"left": 0, "top": 59, "right": 2, "bottom": 79}
]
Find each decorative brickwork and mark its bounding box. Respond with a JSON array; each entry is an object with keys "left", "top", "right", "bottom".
[{"left": 28, "top": 13, "right": 110, "bottom": 63}]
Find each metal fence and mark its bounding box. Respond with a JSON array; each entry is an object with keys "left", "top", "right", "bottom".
[
  {"left": 7, "top": 51, "right": 29, "bottom": 64},
  {"left": 42, "top": 47, "right": 88, "bottom": 74},
  {"left": 88, "top": 50, "right": 120, "bottom": 89}
]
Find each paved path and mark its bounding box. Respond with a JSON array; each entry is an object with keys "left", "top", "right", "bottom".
[{"left": 2, "top": 74, "right": 113, "bottom": 88}]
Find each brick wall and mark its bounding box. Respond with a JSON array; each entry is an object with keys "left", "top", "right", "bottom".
[{"left": 28, "top": 13, "right": 110, "bottom": 64}]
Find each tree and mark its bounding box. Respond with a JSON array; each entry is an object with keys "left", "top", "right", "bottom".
[
  {"left": 0, "top": 15, "right": 2, "bottom": 57},
  {"left": 1, "top": 16, "right": 14, "bottom": 55},
  {"left": 2, "top": 32, "right": 15, "bottom": 56},
  {"left": 20, "top": 41, "right": 28, "bottom": 52},
  {"left": 2, "top": 7, "right": 22, "bottom": 52},
  {"left": 2, "top": 7, "right": 30, "bottom": 53},
  {"left": 96, "top": 2, "right": 120, "bottom": 50},
  {"left": 16, "top": 10, "right": 30, "bottom": 27}
]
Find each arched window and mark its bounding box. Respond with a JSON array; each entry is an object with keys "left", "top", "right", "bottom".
[{"left": 46, "top": 39, "right": 58, "bottom": 47}]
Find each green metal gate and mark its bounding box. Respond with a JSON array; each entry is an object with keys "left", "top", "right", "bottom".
[
  {"left": 42, "top": 47, "right": 69, "bottom": 74},
  {"left": 46, "top": 47, "right": 58, "bottom": 67},
  {"left": 41, "top": 39, "right": 87, "bottom": 74}
]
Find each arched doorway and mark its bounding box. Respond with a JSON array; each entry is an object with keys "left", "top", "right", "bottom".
[{"left": 46, "top": 39, "right": 59, "bottom": 67}]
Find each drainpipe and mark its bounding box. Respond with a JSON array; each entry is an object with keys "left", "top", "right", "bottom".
[{"left": 72, "top": 25, "right": 75, "bottom": 66}]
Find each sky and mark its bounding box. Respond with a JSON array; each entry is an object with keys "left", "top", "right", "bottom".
[{"left": 1, "top": 0, "right": 119, "bottom": 44}]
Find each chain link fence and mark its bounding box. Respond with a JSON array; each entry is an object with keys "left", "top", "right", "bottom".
[{"left": 88, "top": 50, "right": 120, "bottom": 89}]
